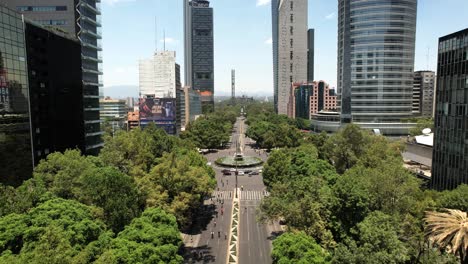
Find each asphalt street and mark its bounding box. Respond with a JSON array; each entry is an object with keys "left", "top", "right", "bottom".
[{"left": 184, "top": 117, "right": 281, "bottom": 264}]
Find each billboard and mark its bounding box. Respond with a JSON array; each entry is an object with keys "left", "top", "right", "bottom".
[{"left": 139, "top": 98, "right": 176, "bottom": 121}]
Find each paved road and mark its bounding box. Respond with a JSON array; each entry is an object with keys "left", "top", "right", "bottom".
[{"left": 184, "top": 117, "right": 281, "bottom": 264}]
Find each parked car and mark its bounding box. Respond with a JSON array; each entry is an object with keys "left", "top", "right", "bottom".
[
  {"left": 238, "top": 171, "right": 245, "bottom": 175},
  {"left": 248, "top": 171, "right": 259, "bottom": 175},
  {"left": 229, "top": 168, "right": 236, "bottom": 172},
  {"left": 244, "top": 170, "right": 252, "bottom": 174},
  {"left": 223, "top": 171, "right": 232, "bottom": 176},
  {"left": 221, "top": 169, "right": 230, "bottom": 174}
]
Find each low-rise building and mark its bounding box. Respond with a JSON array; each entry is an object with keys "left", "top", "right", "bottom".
[
  {"left": 127, "top": 111, "right": 140, "bottom": 130},
  {"left": 288, "top": 81, "right": 337, "bottom": 119}
]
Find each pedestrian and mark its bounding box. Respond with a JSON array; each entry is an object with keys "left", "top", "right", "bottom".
[
  {"left": 227, "top": 180, "right": 229, "bottom": 185},
  {"left": 211, "top": 231, "right": 214, "bottom": 239},
  {"left": 225, "top": 232, "right": 227, "bottom": 240},
  {"left": 218, "top": 231, "right": 221, "bottom": 238},
  {"left": 214, "top": 220, "right": 217, "bottom": 227}
]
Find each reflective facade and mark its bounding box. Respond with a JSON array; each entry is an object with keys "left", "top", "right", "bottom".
[
  {"left": 432, "top": 28, "right": 468, "bottom": 190},
  {"left": 184, "top": 0, "right": 214, "bottom": 111},
  {"left": 4, "top": 0, "right": 104, "bottom": 154},
  {"left": 0, "top": 6, "right": 33, "bottom": 186},
  {"left": 338, "top": 0, "right": 417, "bottom": 130}
]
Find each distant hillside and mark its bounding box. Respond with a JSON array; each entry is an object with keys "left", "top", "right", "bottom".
[{"left": 103, "top": 85, "right": 139, "bottom": 99}]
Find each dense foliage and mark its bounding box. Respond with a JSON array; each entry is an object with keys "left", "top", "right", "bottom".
[
  {"left": 271, "top": 232, "right": 331, "bottom": 264},
  {"left": 0, "top": 125, "right": 215, "bottom": 262},
  {"left": 256, "top": 116, "right": 466, "bottom": 263}
]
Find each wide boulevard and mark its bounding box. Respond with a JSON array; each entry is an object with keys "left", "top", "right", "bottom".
[{"left": 183, "top": 117, "right": 282, "bottom": 264}]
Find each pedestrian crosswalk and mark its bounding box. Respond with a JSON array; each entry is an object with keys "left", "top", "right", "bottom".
[
  {"left": 211, "top": 190, "right": 270, "bottom": 201},
  {"left": 240, "top": 190, "right": 270, "bottom": 200}
]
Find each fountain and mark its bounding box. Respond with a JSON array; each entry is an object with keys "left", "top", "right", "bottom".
[{"left": 215, "top": 120, "right": 263, "bottom": 168}]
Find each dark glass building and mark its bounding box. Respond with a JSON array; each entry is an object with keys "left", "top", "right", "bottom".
[
  {"left": 0, "top": 6, "right": 33, "bottom": 186},
  {"left": 184, "top": 0, "right": 214, "bottom": 112},
  {"left": 431, "top": 28, "right": 468, "bottom": 190},
  {"left": 307, "top": 29, "right": 314, "bottom": 83},
  {"left": 3, "top": 0, "right": 104, "bottom": 154},
  {"left": 25, "top": 22, "right": 85, "bottom": 165}
]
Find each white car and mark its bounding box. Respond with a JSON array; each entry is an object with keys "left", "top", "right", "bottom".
[
  {"left": 238, "top": 171, "right": 245, "bottom": 175},
  {"left": 229, "top": 168, "right": 236, "bottom": 172}
]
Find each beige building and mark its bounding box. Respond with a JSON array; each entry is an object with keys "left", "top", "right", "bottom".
[{"left": 272, "top": 0, "right": 308, "bottom": 115}]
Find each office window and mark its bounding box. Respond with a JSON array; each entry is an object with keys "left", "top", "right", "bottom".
[
  {"left": 290, "top": 63, "right": 293, "bottom": 73},
  {"left": 290, "top": 51, "right": 293, "bottom": 60},
  {"left": 290, "top": 76, "right": 293, "bottom": 82},
  {"left": 290, "top": 1, "right": 293, "bottom": 11},
  {"left": 290, "top": 38, "right": 293, "bottom": 48},
  {"left": 17, "top": 6, "right": 67, "bottom": 12},
  {"left": 290, "top": 26, "right": 294, "bottom": 35},
  {"left": 290, "top": 14, "right": 294, "bottom": 23}
]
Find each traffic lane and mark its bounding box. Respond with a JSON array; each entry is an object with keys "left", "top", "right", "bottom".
[
  {"left": 239, "top": 200, "right": 272, "bottom": 264},
  {"left": 189, "top": 200, "right": 233, "bottom": 264}
]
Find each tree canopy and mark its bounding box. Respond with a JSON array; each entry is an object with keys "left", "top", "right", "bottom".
[{"left": 271, "top": 232, "right": 331, "bottom": 264}]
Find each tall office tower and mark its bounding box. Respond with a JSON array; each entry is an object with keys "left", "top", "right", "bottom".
[
  {"left": 432, "top": 28, "right": 468, "bottom": 190},
  {"left": 307, "top": 29, "right": 314, "bottom": 83},
  {"left": 272, "top": 0, "right": 308, "bottom": 115},
  {"left": 139, "top": 51, "right": 179, "bottom": 98},
  {"left": 4, "top": 0, "right": 104, "bottom": 154},
  {"left": 337, "top": 0, "right": 417, "bottom": 135},
  {"left": 231, "top": 69, "right": 235, "bottom": 100},
  {"left": 184, "top": 0, "right": 214, "bottom": 111},
  {"left": 25, "top": 22, "right": 85, "bottom": 165},
  {"left": 413, "top": 71, "right": 435, "bottom": 117},
  {"left": 0, "top": 6, "right": 33, "bottom": 186}
]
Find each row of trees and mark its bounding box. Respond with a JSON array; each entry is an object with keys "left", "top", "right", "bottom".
[
  {"left": 255, "top": 120, "right": 467, "bottom": 263},
  {"left": 0, "top": 123, "right": 217, "bottom": 263},
  {"left": 181, "top": 105, "right": 238, "bottom": 150}
]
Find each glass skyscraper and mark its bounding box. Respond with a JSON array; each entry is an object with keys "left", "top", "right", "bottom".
[
  {"left": 4, "top": 0, "right": 104, "bottom": 154},
  {"left": 337, "top": 0, "right": 417, "bottom": 135},
  {"left": 184, "top": 0, "right": 214, "bottom": 112},
  {"left": 432, "top": 28, "right": 468, "bottom": 190},
  {"left": 0, "top": 6, "right": 33, "bottom": 186}
]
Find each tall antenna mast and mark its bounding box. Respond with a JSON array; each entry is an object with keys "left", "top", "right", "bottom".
[
  {"left": 163, "top": 29, "right": 166, "bottom": 51},
  {"left": 426, "top": 46, "right": 430, "bottom": 70}
]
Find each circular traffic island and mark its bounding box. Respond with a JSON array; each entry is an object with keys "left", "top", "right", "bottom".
[{"left": 215, "top": 156, "right": 263, "bottom": 168}]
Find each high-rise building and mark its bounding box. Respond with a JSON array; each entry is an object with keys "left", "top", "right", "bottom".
[
  {"left": 184, "top": 0, "right": 214, "bottom": 111},
  {"left": 337, "top": 0, "right": 417, "bottom": 135},
  {"left": 288, "top": 81, "right": 337, "bottom": 120},
  {"left": 139, "top": 51, "right": 179, "bottom": 98},
  {"left": 413, "top": 71, "right": 435, "bottom": 117},
  {"left": 1, "top": 5, "right": 87, "bottom": 186},
  {"left": 178, "top": 86, "right": 202, "bottom": 130},
  {"left": 272, "top": 0, "right": 308, "bottom": 115},
  {"left": 3, "top": 0, "right": 104, "bottom": 154},
  {"left": 0, "top": 6, "right": 33, "bottom": 186},
  {"left": 431, "top": 28, "right": 468, "bottom": 190},
  {"left": 25, "top": 21, "right": 86, "bottom": 165},
  {"left": 307, "top": 29, "right": 314, "bottom": 83}
]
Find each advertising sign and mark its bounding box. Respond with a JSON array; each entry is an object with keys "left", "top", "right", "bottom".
[{"left": 139, "top": 98, "right": 176, "bottom": 121}]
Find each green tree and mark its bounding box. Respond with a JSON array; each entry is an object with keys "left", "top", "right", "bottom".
[
  {"left": 332, "top": 211, "right": 410, "bottom": 264},
  {"left": 96, "top": 208, "right": 183, "bottom": 264},
  {"left": 182, "top": 117, "right": 230, "bottom": 150},
  {"left": 138, "top": 151, "right": 216, "bottom": 227},
  {"left": 437, "top": 184, "right": 468, "bottom": 212},
  {"left": 272, "top": 232, "right": 331, "bottom": 264},
  {"left": 0, "top": 198, "right": 108, "bottom": 263}
]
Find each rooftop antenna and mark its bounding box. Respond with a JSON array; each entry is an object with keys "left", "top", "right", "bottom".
[{"left": 163, "top": 29, "right": 166, "bottom": 51}]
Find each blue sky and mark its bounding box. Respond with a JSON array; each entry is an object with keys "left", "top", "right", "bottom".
[{"left": 101, "top": 0, "right": 468, "bottom": 98}]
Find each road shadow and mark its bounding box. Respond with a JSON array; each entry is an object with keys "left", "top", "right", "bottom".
[
  {"left": 183, "top": 245, "right": 216, "bottom": 263},
  {"left": 182, "top": 203, "right": 216, "bottom": 235},
  {"left": 267, "top": 230, "right": 284, "bottom": 241}
]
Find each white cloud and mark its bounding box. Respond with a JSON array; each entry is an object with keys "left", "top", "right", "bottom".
[
  {"left": 325, "top": 12, "right": 336, "bottom": 20},
  {"left": 264, "top": 37, "right": 272, "bottom": 45},
  {"left": 159, "top": 37, "right": 178, "bottom": 44},
  {"left": 256, "top": 0, "right": 271, "bottom": 7},
  {"left": 103, "top": 0, "right": 136, "bottom": 6}
]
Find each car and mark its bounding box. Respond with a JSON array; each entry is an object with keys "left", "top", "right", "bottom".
[
  {"left": 229, "top": 168, "right": 236, "bottom": 172},
  {"left": 244, "top": 170, "right": 252, "bottom": 174},
  {"left": 238, "top": 171, "right": 245, "bottom": 175},
  {"left": 248, "top": 171, "right": 259, "bottom": 175},
  {"left": 223, "top": 171, "right": 232, "bottom": 176},
  {"left": 221, "top": 169, "right": 230, "bottom": 174}
]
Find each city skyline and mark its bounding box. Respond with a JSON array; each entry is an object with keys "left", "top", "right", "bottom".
[{"left": 101, "top": 0, "right": 468, "bottom": 98}]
